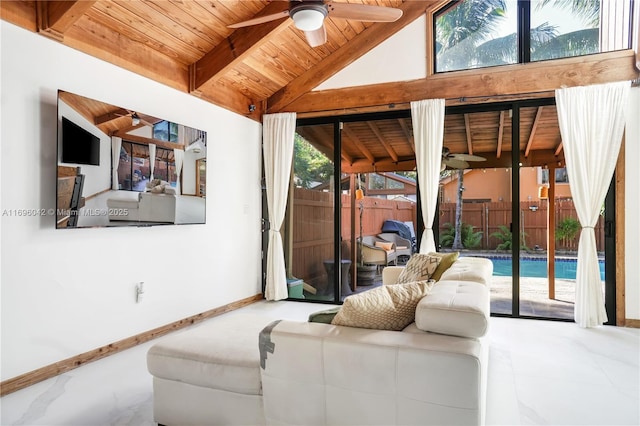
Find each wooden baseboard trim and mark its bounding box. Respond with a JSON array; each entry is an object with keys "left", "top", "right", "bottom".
[
  {"left": 624, "top": 319, "right": 640, "bottom": 328},
  {"left": 0, "top": 293, "right": 263, "bottom": 397}
]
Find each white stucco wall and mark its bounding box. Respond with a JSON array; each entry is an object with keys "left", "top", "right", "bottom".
[
  {"left": 0, "top": 22, "right": 263, "bottom": 379},
  {"left": 314, "top": 16, "right": 427, "bottom": 90}
]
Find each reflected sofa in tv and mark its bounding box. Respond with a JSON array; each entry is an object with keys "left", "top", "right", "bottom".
[{"left": 106, "top": 189, "right": 176, "bottom": 223}]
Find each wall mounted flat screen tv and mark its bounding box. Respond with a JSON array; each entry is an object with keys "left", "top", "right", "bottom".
[
  {"left": 56, "top": 90, "right": 207, "bottom": 229},
  {"left": 62, "top": 117, "right": 101, "bottom": 166}
]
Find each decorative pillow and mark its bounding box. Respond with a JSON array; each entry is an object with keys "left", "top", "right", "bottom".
[
  {"left": 308, "top": 307, "right": 341, "bottom": 324},
  {"left": 150, "top": 185, "right": 165, "bottom": 194},
  {"left": 375, "top": 241, "right": 394, "bottom": 251},
  {"left": 429, "top": 251, "right": 460, "bottom": 281},
  {"left": 146, "top": 178, "right": 162, "bottom": 189},
  {"left": 396, "top": 254, "right": 441, "bottom": 284},
  {"left": 331, "top": 281, "right": 433, "bottom": 331}
]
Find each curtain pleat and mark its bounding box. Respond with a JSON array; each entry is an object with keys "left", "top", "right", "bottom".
[
  {"left": 111, "top": 137, "right": 122, "bottom": 190},
  {"left": 149, "top": 143, "right": 156, "bottom": 181},
  {"left": 555, "top": 81, "right": 630, "bottom": 327},
  {"left": 410, "top": 99, "right": 445, "bottom": 253},
  {"left": 173, "top": 149, "right": 184, "bottom": 195},
  {"left": 263, "top": 112, "right": 297, "bottom": 300}
]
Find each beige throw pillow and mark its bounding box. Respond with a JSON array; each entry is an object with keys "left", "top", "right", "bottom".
[
  {"left": 396, "top": 254, "right": 441, "bottom": 284},
  {"left": 331, "top": 281, "right": 433, "bottom": 331}
]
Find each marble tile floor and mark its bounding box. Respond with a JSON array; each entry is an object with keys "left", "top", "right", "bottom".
[{"left": 1, "top": 300, "right": 639, "bottom": 426}]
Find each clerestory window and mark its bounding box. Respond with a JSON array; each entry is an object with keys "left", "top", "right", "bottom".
[{"left": 434, "top": 0, "right": 629, "bottom": 73}]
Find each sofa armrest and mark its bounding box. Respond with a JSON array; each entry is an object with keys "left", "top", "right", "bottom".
[
  {"left": 259, "top": 320, "right": 486, "bottom": 426},
  {"left": 382, "top": 266, "right": 404, "bottom": 285}
]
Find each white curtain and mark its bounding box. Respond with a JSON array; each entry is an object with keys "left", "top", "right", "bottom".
[
  {"left": 111, "top": 136, "right": 122, "bottom": 190},
  {"left": 263, "top": 112, "right": 297, "bottom": 300},
  {"left": 555, "top": 81, "right": 630, "bottom": 327},
  {"left": 410, "top": 99, "right": 445, "bottom": 253},
  {"left": 149, "top": 143, "right": 156, "bottom": 181},
  {"left": 173, "top": 149, "right": 184, "bottom": 195}
]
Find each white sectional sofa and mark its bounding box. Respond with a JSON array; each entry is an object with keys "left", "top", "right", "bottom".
[{"left": 147, "top": 256, "right": 493, "bottom": 426}]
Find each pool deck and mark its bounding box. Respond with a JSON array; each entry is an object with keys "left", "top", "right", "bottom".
[{"left": 490, "top": 276, "right": 577, "bottom": 319}]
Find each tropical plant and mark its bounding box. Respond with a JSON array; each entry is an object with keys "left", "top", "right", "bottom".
[
  {"left": 536, "top": 0, "right": 600, "bottom": 28},
  {"left": 436, "top": 0, "right": 600, "bottom": 72},
  {"left": 293, "top": 134, "right": 333, "bottom": 189},
  {"left": 490, "top": 225, "right": 529, "bottom": 251},
  {"left": 440, "top": 222, "right": 483, "bottom": 249},
  {"left": 556, "top": 217, "right": 581, "bottom": 242}
]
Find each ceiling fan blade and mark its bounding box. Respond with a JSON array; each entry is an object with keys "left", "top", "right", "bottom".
[
  {"left": 326, "top": 2, "right": 403, "bottom": 22},
  {"left": 304, "top": 25, "right": 327, "bottom": 47},
  {"left": 228, "top": 10, "right": 290, "bottom": 28},
  {"left": 445, "top": 158, "right": 470, "bottom": 169},
  {"left": 450, "top": 153, "right": 487, "bottom": 162}
]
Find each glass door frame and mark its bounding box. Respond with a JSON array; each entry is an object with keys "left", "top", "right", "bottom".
[
  {"left": 441, "top": 98, "right": 616, "bottom": 323},
  {"left": 269, "top": 102, "right": 616, "bottom": 321}
]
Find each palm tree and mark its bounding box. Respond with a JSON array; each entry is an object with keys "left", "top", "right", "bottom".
[
  {"left": 436, "top": 0, "right": 600, "bottom": 71},
  {"left": 452, "top": 169, "right": 465, "bottom": 250}
]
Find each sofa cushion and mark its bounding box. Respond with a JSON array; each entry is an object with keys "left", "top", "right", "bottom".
[
  {"left": 332, "top": 281, "right": 433, "bottom": 331},
  {"left": 414, "top": 280, "right": 490, "bottom": 338},
  {"left": 439, "top": 256, "right": 493, "bottom": 285},
  {"left": 375, "top": 241, "right": 393, "bottom": 251},
  {"left": 429, "top": 251, "right": 459, "bottom": 281},
  {"left": 396, "top": 254, "right": 441, "bottom": 284},
  {"left": 147, "top": 314, "right": 276, "bottom": 395}
]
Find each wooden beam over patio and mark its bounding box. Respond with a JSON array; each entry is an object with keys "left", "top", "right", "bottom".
[{"left": 285, "top": 50, "right": 640, "bottom": 116}]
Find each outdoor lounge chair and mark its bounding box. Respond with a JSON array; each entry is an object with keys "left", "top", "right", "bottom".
[
  {"left": 378, "top": 232, "right": 412, "bottom": 262},
  {"left": 360, "top": 235, "right": 397, "bottom": 267}
]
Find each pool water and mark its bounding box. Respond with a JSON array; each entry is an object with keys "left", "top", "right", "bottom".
[{"left": 485, "top": 257, "right": 605, "bottom": 280}]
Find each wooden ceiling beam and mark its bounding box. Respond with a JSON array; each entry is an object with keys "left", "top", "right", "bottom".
[
  {"left": 95, "top": 108, "right": 130, "bottom": 126},
  {"left": 36, "top": 1, "right": 96, "bottom": 41},
  {"left": 343, "top": 159, "right": 417, "bottom": 174},
  {"left": 286, "top": 50, "right": 639, "bottom": 115},
  {"left": 463, "top": 114, "right": 473, "bottom": 155},
  {"left": 267, "top": 1, "right": 445, "bottom": 113},
  {"left": 189, "top": 1, "right": 291, "bottom": 93},
  {"left": 554, "top": 141, "right": 564, "bottom": 156},
  {"left": 524, "top": 106, "right": 544, "bottom": 157},
  {"left": 367, "top": 121, "right": 398, "bottom": 162},
  {"left": 343, "top": 126, "right": 376, "bottom": 164},
  {"left": 496, "top": 110, "right": 505, "bottom": 159},
  {"left": 398, "top": 118, "right": 415, "bottom": 154},
  {"left": 113, "top": 132, "right": 184, "bottom": 151}
]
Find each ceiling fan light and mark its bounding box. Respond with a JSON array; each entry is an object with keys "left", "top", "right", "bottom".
[
  {"left": 291, "top": 7, "right": 326, "bottom": 31},
  {"left": 131, "top": 113, "right": 140, "bottom": 126}
]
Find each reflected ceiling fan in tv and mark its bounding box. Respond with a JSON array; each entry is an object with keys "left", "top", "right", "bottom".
[{"left": 61, "top": 117, "right": 101, "bottom": 166}]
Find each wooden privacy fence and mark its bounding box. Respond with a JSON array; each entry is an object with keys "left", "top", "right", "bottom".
[
  {"left": 288, "top": 188, "right": 416, "bottom": 287},
  {"left": 438, "top": 199, "right": 605, "bottom": 252},
  {"left": 288, "top": 188, "right": 601, "bottom": 287}
]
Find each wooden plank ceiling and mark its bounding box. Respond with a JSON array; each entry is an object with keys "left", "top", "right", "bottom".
[
  {"left": 297, "top": 105, "right": 564, "bottom": 174},
  {"left": 2, "top": 1, "right": 637, "bottom": 174}
]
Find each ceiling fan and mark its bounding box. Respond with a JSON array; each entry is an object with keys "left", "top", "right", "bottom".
[
  {"left": 114, "top": 109, "right": 155, "bottom": 127},
  {"left": 441, "top": 147, "right": 487, "bottom": 170},
  {"left": 228, "top": 0, "right": 403, "bottom": 47}
]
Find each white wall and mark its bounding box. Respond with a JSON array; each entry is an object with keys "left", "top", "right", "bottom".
[
  {"left": 314, "top": 16, "right": 427, "bottom": 90},
  {"left": 0, "top": 22, "right": 263, "bottom": 380},
  {"left": 625, "top": 87, "right": 640, "bottom": 320}
]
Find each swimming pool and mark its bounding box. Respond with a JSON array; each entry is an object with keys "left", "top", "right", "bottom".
[{"left": 480, "top": 256, "right": 605, "bottom": 280}]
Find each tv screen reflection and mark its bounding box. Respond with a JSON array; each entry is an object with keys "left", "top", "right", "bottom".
[{"left": 56, "top": 90, "right": 206, "bottom": 228}]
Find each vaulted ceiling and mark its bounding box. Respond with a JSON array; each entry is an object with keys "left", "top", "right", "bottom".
[
  {"left": 1, "top": 0, "right": 444, "bottom": 119},
  {"left": 2, "top": 0, "right": 638, "bottom": 173}
]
